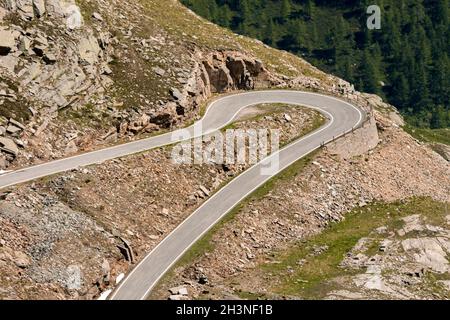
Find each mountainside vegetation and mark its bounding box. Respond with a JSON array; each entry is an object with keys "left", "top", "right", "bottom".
[{"left": 181, "top": 0, "right": 450, "bottom": 128}]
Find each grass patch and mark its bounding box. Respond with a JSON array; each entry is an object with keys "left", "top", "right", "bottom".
[
  {"left": 0, "top": 76, "right": 30, "bottom": 122},
  {"left": 403, "top": 125, "right": 450, "bottom": 145},
  {"left": 262, "top": 197, "right": 448, "bottom": 299},
  {"left": 58, "top": 103, "right": 113, "bottom": 130},
  {"left": 235, "top": 290, "right": 268, "bottom": 300}
]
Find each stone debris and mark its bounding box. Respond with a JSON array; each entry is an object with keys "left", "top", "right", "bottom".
[
  {"left": 115, "top": 273, "right": 125, "bottom": 284},
  {"left": 152, "top": 67, "right": 166, "bottom": 77},
  {"left": 283, "top": 113, "right": 292, "bottom": 122},
  {"left": 0, "top": 137, "right": 19, "bottom": 156},
  {"left": 97, "top": 289, "right": 112, "bottom": 300},
  {"left": 92, "top": 12, "right": 103, "bottom": 21},
  {"left": 169, "top": 294, "right": 188, "bottom": 300},
  {"left": 401, "top": 238, "right": 449, "bottom": 273},
  {"left": 0, "top": 0, "right": 448, "bottom": 302},
  {"left": 169, "top": 285, "right": 188, "bottom": 296},
  {"left": 199, "top": 185, "right": 210, "bottom": 197},
  {"left": 13, "top": 250, "right": 31, "bottom": 268},
  {"left": 0, "top": 28, "right": 16, "bottom": 55}
]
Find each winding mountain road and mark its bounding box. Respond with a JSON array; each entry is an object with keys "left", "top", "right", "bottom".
[{"left": 0, "top": 91, "right": 365, "bottom": 300}]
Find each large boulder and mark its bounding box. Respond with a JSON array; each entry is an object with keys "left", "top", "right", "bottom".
[
  {"left": 0, "top": 6, "right": 7, "bottom": 21},
  {"left": 0, "top": 28, "right": 16, "bottom": 56},
  {"left": 16, "top": 0, "right": 34, "bottom": 20},
  {"left": 65, "top": 3, "right": 83, "bottom": 30},
  {"left": 45, "top": 0, "right": 66, "bottom": 17},
  {"left": 4, "top": 0, "right": 46, "bottom": 19},
  {"left": 32, "top": 0, "right": 46, "bottom": 17},
  {"left": 78, "top": 35, "right": 101, "bottom": 65},
  {"left": 0, "top": 137, "right": 19, "bottom": 156}
]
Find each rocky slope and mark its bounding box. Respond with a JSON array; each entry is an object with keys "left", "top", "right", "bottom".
[
  {"left": 0, "top": 0, "right": 448, "bottom": 300},
  {"left": 151, "top": 109, "right": 449, "bottom": 300},
  {"left": 0, "top": 104, "right": 322, "bottom": 299},
  {"left": 0, "top": 0, "right": 349, "bottom": 170}
]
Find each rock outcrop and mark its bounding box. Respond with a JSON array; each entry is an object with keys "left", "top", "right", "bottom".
[
  {"left": 0, "top": 0, "right": 113, "bottom": 167},
  {"left": 163, "top": 50, "right": 282, "bottom": 123}
]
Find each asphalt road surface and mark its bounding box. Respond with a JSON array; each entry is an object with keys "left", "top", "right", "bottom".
[
  {"left": 0, "top": 91, "right": 364, "bottom": 299},
  {"left": 106, "top": 91, "right": 364, "bottom": 300}
]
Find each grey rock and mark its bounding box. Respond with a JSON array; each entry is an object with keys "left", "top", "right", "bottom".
[
  {"left": 9, "top": 118, "right": 25, "bottom": 130},
  {"left": 0, "top": 7, "right": 7, "bottom": 21},
  {"left": 100, "top": 63, "right": 112, "bottom": 75},
  {"left": 402, "top": 238, "right": 449, "bottom": 273},
  {"left": 13, "top": 138, "right": 25, "bottom": 148},
  {"left": 19, "top": 62, "right": 41, "bottom": 85},
  {"left": 5, "top": 0, "right": 17, "bottom": 11},
  {"left": 6, "top": 124, "right": 22, "bottom": 135},
  {"left": 152, "top": 67, "right": 166, "bottom": 77},
  {"left": 0, "top": 154, "right": 7, "bottom": 169},
  {"left": 19, "top": 36, "right": 32, "bottom": 54},
  {"left": 0, "top": 137, "right": 19, "bottom": 156},
  {"left": 45, "top": 0, "right": 66, "bottom": 17},
  {"left": 199, "top": 185, "right": 210, "bottom": 197},
  {"left": 431, "top": 143, "right": 450, "bottom": 162},
  {"left": 169, "top": 286, "right": 188, "bottom": 296},
  {"left": 43, "top": 52, "right": 57, "bottom": 64},
  {"left": 13, "top": 250, "right": 31, "bottom": 268},
  {"left": 65, "top": 4, "right": 83, "bottom": 30},
  {"left": 0, "top": 54, "right": 19, "bottom": 73},
  {"left": 101, "top": 258, "right": 110, "bottom": 275},
  {"left": 92, "top": 12, "right": 103, "bottom": 21},
  {"left": 78, "top": 35, "right": 101, "bottom": 65},
  {"left": 64, "top": 140, "right": 77, "bottom": 155},
  {"left": 34, "top": 34, "right": 48, "bottom": 47},
  {"left": 16, "top": 0, "right": 34, "bottom": 20},
  {"left": 32, "top": 0, "right": 46, "bottom": 17},
  {"left": 170, "top": 87, "right": 183, "bottom": 100},
  {"left": 284, "top": 113, "right": 292, "bottom": 122},
  {"left": 169, "top": 294, "right": 188, "bottom": 301},
  {"left": 0, "top": 29, "right": 16, "bottom": 55}
]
